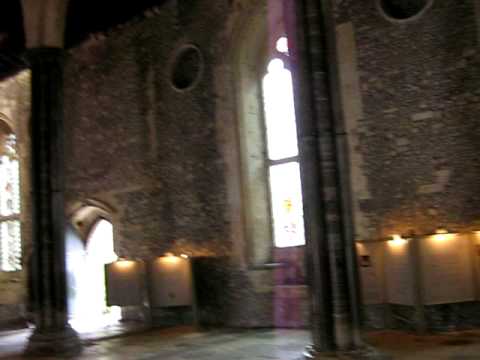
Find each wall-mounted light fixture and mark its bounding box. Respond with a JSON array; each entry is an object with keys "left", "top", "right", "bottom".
[
  {"left": 432, "top": 228, "right": 455, "bottom": 242},
  {"left": 158, "top": 252, "right": 181, "bottom": 265},
  {"left": 160, "top": 252, "right": 190, "bottom": 260},
  {"left": 113, "top": 258, "right": 136, "bottom": 270},
  {"left": 388, "top": 234, "right": 409, "bottom": 247}
]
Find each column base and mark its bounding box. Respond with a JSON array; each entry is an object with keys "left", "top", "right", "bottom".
[
  {"left": 304, "top": 345, "right": 337, "bottom": 359},
  {"left": 24, "top": 325, "right": 82, "bottom": 357},
  {"left": 304, "top": 344, "right": 392, "bottom": 359}
]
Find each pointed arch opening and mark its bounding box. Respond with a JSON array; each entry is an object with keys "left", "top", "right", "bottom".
[{"left": 66, "top": 206, "right": 121, "bottom": 332}]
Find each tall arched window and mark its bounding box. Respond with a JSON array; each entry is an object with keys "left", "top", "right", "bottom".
[
  {"left": 0, "top": 120, "right": 21, "bottom": 271},
  {"left": 233, "top": 7, "right": 306, "bottom": 263},
  {"left": 262, "top": 37, "right": 305, "bottom": 248}
]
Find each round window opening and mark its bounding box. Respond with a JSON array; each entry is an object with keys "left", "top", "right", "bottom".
[
  {"left": 379, "top": 0, "right": 432, "bottom": 21},
  {"left": 171, "top": 45, "right": 203, "bottom": 91}
]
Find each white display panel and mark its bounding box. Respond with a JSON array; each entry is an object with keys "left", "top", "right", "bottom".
[
  {"left": 420, "top": 234, "right": 475, "bottom": 305},
  {"left": 472, "top": 232, "right": 480, "bottom": 300},
  {"left": 357, "top": 242, "right": 385, "bottom": 304},
  {"left": 105, "top": 260, "right": 145, "bottom": 306},
  {"left": 149, "top": 256, "right": 193, "bottom": 307},
  {"left": 385, "top": 240, "right": 414, "bottom": 305}
]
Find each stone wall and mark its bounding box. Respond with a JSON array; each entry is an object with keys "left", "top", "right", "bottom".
[
  {"left": 63, "top": 0, "right": 276, "bottom": 327},
  {"left": 335, "top": 0, "right": 480, "bottom": 240},
  {"left": 335, "top": 0, "right": 480, "bottom": 331},
  {"left": 2, "top": 0, "right": 478, "bottom": 333},
  {"left": 0, "top": 0, "right": 279, "bottom": 330},
  {"left": 364, "top": 302, "right": 480, "bottom": 332},
  {"left": 64, "top": 1, "right": 230, "bottom": 260}
]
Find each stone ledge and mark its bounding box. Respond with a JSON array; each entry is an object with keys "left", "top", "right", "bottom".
[{"left": 304, "top": 344, "right": 392, "bottom": 360}]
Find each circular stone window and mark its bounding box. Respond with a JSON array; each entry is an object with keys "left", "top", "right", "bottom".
[
  {"left": 378, "top": 0, "right": 433, "bottom": 22},
  {"left": 170, "top": 45, "right": 203, "bottom": 91}
]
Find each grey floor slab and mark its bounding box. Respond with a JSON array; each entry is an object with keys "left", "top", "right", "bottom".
[{"left": 2, "top": 326, "right": 480, "bottom": 359}]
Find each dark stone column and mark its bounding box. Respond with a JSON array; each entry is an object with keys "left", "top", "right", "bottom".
[
  {"left": 289, "top": 0, "right": 365, "bottom": 357},
  {"left": 311, "top": 0, "right": 355, "bottom": 350},
  {"left": 24, "top": 48, "right": 82, "bottom": 356},
  {"left": 291, "top": 0, "right": 389, "bottom": 358},
  {"left": 288, "top": 0, "right": 335, "bottom": 355}
]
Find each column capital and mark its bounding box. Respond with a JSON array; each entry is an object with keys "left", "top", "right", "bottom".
[{"left": 21, "top": 0, "right": 69, "bottom": 48}]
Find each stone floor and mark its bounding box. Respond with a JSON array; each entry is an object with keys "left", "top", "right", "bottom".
[
  {"left": 366, "top": 330, "right": 480, "bottom": 359},
  {"left": 0, "top": 326, "right": 309, "bottom": 360},
  {"left": 1, "top": 326, "right": 480, "bottom": 359}
]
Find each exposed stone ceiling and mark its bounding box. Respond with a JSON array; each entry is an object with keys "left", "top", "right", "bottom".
[{"left": 0, "top": 0, "right": 167, "bottom": 79}]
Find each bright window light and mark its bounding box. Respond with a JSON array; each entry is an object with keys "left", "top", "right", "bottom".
[
  {"left": 0, "top": 133, "right": 22, "bottom": 271},
  {"left": 262, "top": 58, "right": 299, "bottom": 161},
  {"left": 269, "top": 162, "right": 305, "bottom": 247},
  {"left": 276, "top": 36, "right": 289, "bottom": 54},
  {"left": 69, "top": 219, "right": 120, "bottom": 332},
  {"left": 262, "top": 49, "right": 305, "bottom": 248}
]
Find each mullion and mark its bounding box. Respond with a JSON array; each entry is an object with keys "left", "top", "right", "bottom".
[{"left": 268, "top": 155, "right": 299, "bottom": 166}]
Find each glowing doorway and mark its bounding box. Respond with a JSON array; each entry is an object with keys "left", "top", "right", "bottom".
[{"left": 67, "top": 219, "right": 121, "bottom": 332}]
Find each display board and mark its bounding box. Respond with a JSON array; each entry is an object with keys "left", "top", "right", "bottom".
[
  {"left": 385, "top": 240, "right": 414, "bottom": 305},
  {"left": 357, "top": 232, "right": 479, "bottom": 308},
  {"left": 149, "top": 256, "right": 193, "bottom": 307},
  {"left": 357, "top": 242, "right": 385, "bottom": 304},
  {"left": 420, "top": 234, "right": 475, "bottom": 305},
  {"left": 105, "top": 260, "right": 145, "bottom": 306},
  {"left": 472, "top": 232, "right": 480, "bottom": 300}
]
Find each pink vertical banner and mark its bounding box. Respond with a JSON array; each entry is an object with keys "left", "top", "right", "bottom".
[
  {"left": 283, "top": 0, "right": 298, "bottom": 60},
  {"left": 267, "top": 0, "right": 285, "bottom": 54}
]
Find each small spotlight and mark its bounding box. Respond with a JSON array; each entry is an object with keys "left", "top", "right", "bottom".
[
  {"left": 180, "top": 254, "right": 189, "bottom": 259},
  {"left": 388, "top": 234, "right": 408, "bottom": 246},
  {"left": 115, "top": 259, "right": 135, "bottom": 269},
  {"left": 433, "top": 232, "right": 452, "bottom": 242},
  {"left": 276, "top": 36, "right": 289, "bottom": 54},
  {"left": 160, "top": 253, "right": 180, "bottom": 264}
]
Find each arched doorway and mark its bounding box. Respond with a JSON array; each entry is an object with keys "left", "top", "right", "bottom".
[{"left": 66, "top": 215, "right": 121, "bottom": 332}]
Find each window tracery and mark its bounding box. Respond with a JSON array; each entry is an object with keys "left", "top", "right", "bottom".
[
  {"left": 0, "top": 127, "right": 22, "bottom": 271},
  {"left": 262, "top": 37, "right": 305, "bottom": 248}
]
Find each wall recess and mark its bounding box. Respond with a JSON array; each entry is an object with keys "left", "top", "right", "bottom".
[
  {"left": 170, "top": 44, "right": 203, "bottom": 91},
  {"left": 377, "top": 0, "right": 433, "bottom": 22}
]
